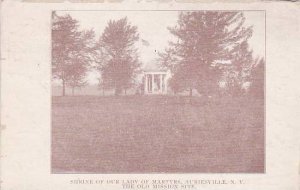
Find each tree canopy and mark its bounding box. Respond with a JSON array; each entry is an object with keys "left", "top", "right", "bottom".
[
  {"left": 52, "top": 12, "right": 96, "bottom": 96},
  {"left": 159, "top": 11, "right": 253, "bottom": 96},
  {"left": 96, "top": 17, "right": 141, "bottom": 95}
]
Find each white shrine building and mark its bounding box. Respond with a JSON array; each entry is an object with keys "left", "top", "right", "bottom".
[{"left": 143, "top": 69, "right": 170, "bottom": 95}]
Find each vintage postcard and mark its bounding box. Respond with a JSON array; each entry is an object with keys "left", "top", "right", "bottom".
[
  {"left": 1, "top": 1, "right": 299, "bottom": 190},
  {"left": 51, "top": 9, "right": 265, "bottom": 174}
]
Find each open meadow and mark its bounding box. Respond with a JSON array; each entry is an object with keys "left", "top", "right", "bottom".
[{"left": 52, "top": 95, "right": 264, "bottom": 173}]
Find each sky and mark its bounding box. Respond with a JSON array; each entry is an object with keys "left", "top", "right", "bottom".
[{"left": 56, "top": 10, "right": 265, "bottom": 85}]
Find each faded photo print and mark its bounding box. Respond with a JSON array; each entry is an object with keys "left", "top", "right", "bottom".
[{"left": 51, "top": 10, "right": 265, "bottom": 173}]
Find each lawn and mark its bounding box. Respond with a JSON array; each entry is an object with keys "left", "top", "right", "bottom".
[{"left": 51, "top": 95, "right": 264, "bottom": 173}]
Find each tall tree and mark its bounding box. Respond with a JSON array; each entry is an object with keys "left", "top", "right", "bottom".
[
  {"left": 159, "top": 11, "right": 253, "bottom": 96},
  {"left": 97, "top": 17, "right": 140, "bottom": 95},
  {"left": 52, "top": 12, "right": 96, "bottom": 96}
]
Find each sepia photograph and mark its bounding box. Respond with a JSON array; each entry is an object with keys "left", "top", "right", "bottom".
[{"left": 51, "top": 10, "right": 265, "bottom": 173}]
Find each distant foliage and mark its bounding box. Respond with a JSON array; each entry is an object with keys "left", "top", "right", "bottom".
[
  {"left": 52, "top": 12, "right": 96, "bottom": 96},
  {"left": 249, "top": 58, "right": 265, "bottom": 99},
  {"left": 223, "top": 41, "right": 253, "bottom": 96},
  {"left": 159, "top": 11, "right": 253, "bottom": 96},
  {"left": 96, "top": 17, "right": 141, "bottom": 95}
]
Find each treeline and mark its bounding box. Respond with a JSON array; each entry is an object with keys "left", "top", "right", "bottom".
[
  {"left": 52, "top": 11, "right": 264, "bottom": 98},
  {"left": 52, "top": 12, "right": 140, "bottom": 96}
]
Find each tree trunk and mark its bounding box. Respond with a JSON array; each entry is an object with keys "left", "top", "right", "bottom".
[
  {"left": 72, "top": 87, "right": 74, "bottom": 96},
  {"left": 189, "top": 88, "right": 193, "bottom": 104},
  {"left": 124, "top": 89, "right": 127, "bottom": 95},
  {"left": 114, "top": 82, "right": 119, "bottom": 96},
  {"left": 62, "top": 79, "right": 66, "bottom": 96},
  {"left": 189, "top": 88, "right": 193, "bottom": 96},
  {"left": 115, "top": 87, "right": 121, "bottom": 96}
]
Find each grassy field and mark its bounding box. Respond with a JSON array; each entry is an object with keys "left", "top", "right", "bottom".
[{"left": 52, "top": 95, "right": 264, "bottom": 173}]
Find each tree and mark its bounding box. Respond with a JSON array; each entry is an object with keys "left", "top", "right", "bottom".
[
  {"left": 159, "top": 11, "right": 253, "bottom": 96},
  {"left": 52, "top": 12, "right": 96, "bottom": 96},
  {"left": 66, "top": 73, "right": 87, "bottom": 96},
  {"left": 96, "top": 17, "right": 141, "bottom": 96},
  {"left": 249, "top": 57, "right": 264, "bottom": 99}
]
